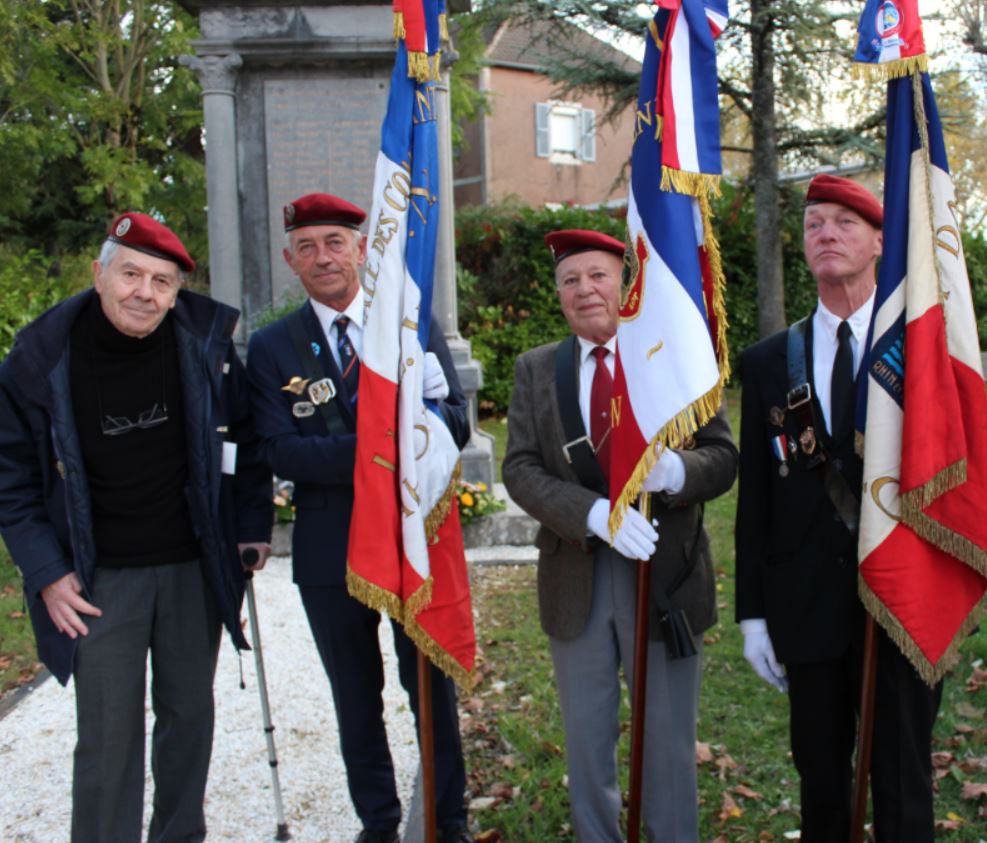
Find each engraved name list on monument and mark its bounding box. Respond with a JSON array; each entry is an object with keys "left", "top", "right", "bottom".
[{"left": 265, "top": 77, "right": 388, "bottom": 301}]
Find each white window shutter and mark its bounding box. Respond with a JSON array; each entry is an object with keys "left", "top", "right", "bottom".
[
  {"left": 580, "top": 108, "right": 596, "bottom": 162},
  {"left": 535, "top": 103, "right": 551, "bottom": 158}
]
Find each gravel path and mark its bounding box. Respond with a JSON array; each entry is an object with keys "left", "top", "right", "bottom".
[{"left": 0, "top": 554, "right": 419, "bottom": 843}]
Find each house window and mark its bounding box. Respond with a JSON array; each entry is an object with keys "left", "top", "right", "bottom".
[{"left": 536, "top": 102, "right": 596, "bottom": 164}]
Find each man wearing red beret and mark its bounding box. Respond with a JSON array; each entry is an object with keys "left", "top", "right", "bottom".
[
  {"left": 503, "top": 229, "right": 737, "bottom": 841},
  {"left": 0, "top": 213, "right": 273, "bottom": 841},
  {"left": 246, "top": 192, "right": 473, "bottom": 843},
  {"left": 735, "top": 174, "right": 942, "bottom": 841}
]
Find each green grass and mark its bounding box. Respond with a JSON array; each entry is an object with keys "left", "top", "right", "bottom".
[
  {"left": 465, "top": 390, "right": 987, "bottom": 841},
  {"left": 479, "top": 415, "right": 509, "bottom": 483},
  {"left": 0, "top": 543, "right": 41, "bottom": 695}
]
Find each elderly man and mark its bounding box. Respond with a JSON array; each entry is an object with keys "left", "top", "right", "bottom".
[
  {"left": 246, "top": 193, "right": 472, "bottom": 843},
  {"left": 502, "top": 229, "right": 737, "bottom": 842},
  {"left": 735, "top": 174, "right": 944, "bottom": 842},
  {"left": 0, "top": 213, "right": 273, "bottom": 842}
]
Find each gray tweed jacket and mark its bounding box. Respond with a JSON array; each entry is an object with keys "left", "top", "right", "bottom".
[{"left": 502, "top": 339, "right": 738, "bottom": 641}]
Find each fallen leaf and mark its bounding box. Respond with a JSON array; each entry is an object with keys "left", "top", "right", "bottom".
[
  {"left": 932, "top": 751, "right": 955, "bottom": 768},
  {"left": 475, "top": 831, "right": 501, "bottom": 843},
  {"left": 469, "top": 797, "right": 497, "bottom": 812},
  {"left": 696, "top": 741, "right": 714, "bottom": 765},
  {"left": 0, "top": 656, "right": 12, "bottom": 670},
  {"left": 961, "top": 782, "right": 987, "bottom": 801},
  {"left": 733, "top": 784, "right": 763, "bottom": 800},
  {"left": 8, "top": 610, "right": 25, "bottom": 619},
  {"left": 719, "top": 791, "right": 742, "bottom": 821}
]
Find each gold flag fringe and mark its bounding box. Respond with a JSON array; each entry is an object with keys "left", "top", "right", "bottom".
[
  {"left": 608, "top": 181, "right": 730, "bottom": 539},
  {"left": 346, "top": 568, "right": 405, "bottom": 622},
  {"left": 659, "top": 167, "right": 721, "bottom": 199},
  {"left": 859, "top": 575, "right": 987, "bottom": 687},
  {"left": 393, "top": 11, "right": 405, "bottom": 39},
  {"left": 407, "top": 50, "right": 432, "bottom": 82},
  {"left": 402, "top": 573, "right": 435, "bottom": 624},
  {"left": 403, "top": 598, "right": 477, "bottom": 692},
  {"left": 424, "top": 461, "right": 461, "bottom": 542},
  {"left": 852, "top": 54, "right": 927, "bottom": 82}
]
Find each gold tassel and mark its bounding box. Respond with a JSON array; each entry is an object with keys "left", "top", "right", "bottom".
[
  {"left": 407, "top": 51, "right": 433, "bottom": 82},
  {"left": 431, "top": 51, "right": 442, "bottom": 81},
  {"left": 852, "top": 54, "right": 928, "bottom": 82},
  {"left": 393, "top": 11, "right": 406, "bottom": 40},
  {"left": 648, "top": 19, "right": 663, "bottom": 51},
  {"left": 439, "top": 13, "right": 449, "bottom": 42}
]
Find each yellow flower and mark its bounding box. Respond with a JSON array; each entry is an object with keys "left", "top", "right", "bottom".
[
  {"left": 477, "top": 482, "right": 488, "bottom": 492},
  {"left": 460, "top": 492, "right": 475, "bottom": 508}
]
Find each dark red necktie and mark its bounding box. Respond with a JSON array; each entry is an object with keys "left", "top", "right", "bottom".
[{"left": 590, "top": 346, "right": 613, "bottom": 481}]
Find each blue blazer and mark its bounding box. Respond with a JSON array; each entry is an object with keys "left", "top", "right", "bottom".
[{"left": 246, "top": 301, "right": 469, "bottom": 587}]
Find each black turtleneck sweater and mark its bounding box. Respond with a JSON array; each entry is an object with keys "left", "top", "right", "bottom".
[{"left": 69, "top": 296, "right": 201, "bottom": 568}]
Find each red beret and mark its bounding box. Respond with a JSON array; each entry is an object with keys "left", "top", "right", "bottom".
[
  {"left": 545, "top": 229, "right": 625, "bottom": 264},
  {"left": 805, "top": 174, "right": 883, "bottom": 229},
  {"left": 107, "top": 213, "right": 195, "bottom": 272},
  {"left": 284, "top": 193, "right": 366, "bottom": 232}
]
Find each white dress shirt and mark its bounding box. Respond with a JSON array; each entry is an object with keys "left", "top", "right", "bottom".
[
  {"left": 310, "top": 296, "right": 364, "bottom": 371},
  {"left": 812, "top": 293, "right": 875, "bottom": 435}
]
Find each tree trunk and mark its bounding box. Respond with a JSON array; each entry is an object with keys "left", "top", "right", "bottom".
[{"left": 750, "top": 0, "right": 787, "bottom": 338}]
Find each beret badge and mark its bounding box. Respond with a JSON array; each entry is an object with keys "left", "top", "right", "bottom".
[
  {"left": 115, "top": 218, "right": 132, "bottom": 237},
  {"left": 284, "top": 203, "right": 296, "bottom": 225}
]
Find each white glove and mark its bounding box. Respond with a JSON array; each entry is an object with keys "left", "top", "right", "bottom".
[
  {"left": 586, "top": 499, "right": 659, "bottom": 561},
  {"left": 641, "top": 447, "right": 685, "bottom": 494},
  {"left": 422, "top": 352, "right": 450, "bottom": 400},
  {"left": 741, "top": 618, "right": 788, "bottom": 692}
]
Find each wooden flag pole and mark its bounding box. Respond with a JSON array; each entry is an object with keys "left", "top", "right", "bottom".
[
  {"left": 626, "top": 492, "right": 653, "bottom": 843},
  {"left": 418, "top": 650, "right": 437, "bottom": 843},
  {"left": 850, "top": 612, "right": 879, "bottom": 843}
]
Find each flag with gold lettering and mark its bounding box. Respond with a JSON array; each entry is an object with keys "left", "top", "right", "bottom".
[
  {"left": 347, "top": 10, "right": 475, "bottom": 689},
  {"left": 856, "top": 1, "right": 987, "bottom": 684},
  {"left": 609, "top": 0, "right": 729, "bottom": 533}
]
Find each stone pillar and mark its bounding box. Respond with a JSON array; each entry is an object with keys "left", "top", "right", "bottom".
[
  {"left": 434, "top": 63, "right": 496, "bottom": 488},
  {"left": 179, "top": 53, "right": 244, "bottom": 319}
]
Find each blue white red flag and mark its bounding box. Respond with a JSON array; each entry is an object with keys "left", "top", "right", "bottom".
[
  {"left": 653, "top": 0, "right": 728, "bottom": 194},
  {"left": 854, "top": 0, "right": 927, "bottom": 79},
  {"left": 347, "top": 21, "right": 475, "bottom": 689},
  {"left": 857, "top": 28, "right": 987, "bottom": 683},
  {"left": 609, "top": 1, "right": 729, "bottom": 532}
]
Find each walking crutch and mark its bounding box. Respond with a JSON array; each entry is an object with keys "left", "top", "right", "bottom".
[{"left": 242, "top": 551, "right": 291, "bottom": 841}]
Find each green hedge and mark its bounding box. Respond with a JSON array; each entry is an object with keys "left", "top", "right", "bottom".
[{"left": 455, "top": 191, "right": 987, "bottom": 417}]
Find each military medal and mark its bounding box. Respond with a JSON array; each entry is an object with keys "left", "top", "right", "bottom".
[
  {"left": 799, "top": 426, "right": 817, "bottom": 455},
  {"left": 771, "top": 434, "right": 790, "bottom": 477},
  {"left": 292, "top": 401, "right": 316, "bottom": 418},
  {"left": 308, "top": 377, "right": 336, "bottom": 405},
  {"left": 768, "top": 406, "right": 785, "bottom": 427}
]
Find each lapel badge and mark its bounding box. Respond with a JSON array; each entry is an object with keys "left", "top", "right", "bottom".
[
  {"left": 799, "top": 426, "right": 817, "bottom": 455},
  {"left": 682, "top": 435, "right": 696, "bottom": 450},
  {"left": 768, "top": 406, "right": 785, "bottom": 427},
  {"left": 282, "top": 376, "right": 311, "bottom": 395},
  {"left": 311, "top": 341, "right": 321, "bottom": 357},
  {"left": 292, "top": 401, "right": 316, "bottom": 419},
  {"left": 308, "top": 377, "right": 336, "bottom": 405}
]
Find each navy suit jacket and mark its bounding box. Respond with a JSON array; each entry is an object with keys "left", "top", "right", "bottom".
[{"left": 246, "top": 301, "right": 469, "bottom": 587}]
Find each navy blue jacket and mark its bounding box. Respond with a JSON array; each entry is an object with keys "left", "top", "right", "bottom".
[
  {"left": 246, "top": 302, "right": 469, "bottom": 587},
  {"left": 0, "top": 289, "right": 273, "bottom": 684}
]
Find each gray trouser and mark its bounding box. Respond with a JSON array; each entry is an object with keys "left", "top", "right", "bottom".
[
  {"left": 549, "top": 546, "right": 702, "bottom": 843},
  {"left": 72, "top": 560, "right": 221, "bottom": 843}
]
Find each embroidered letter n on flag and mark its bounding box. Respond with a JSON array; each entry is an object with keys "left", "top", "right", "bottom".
[
  {"left": 855, "top": 0, "right": 987, "bottom": 685},
  {"left": 347, "top": 0, "right": 476, "bottom": 690}
]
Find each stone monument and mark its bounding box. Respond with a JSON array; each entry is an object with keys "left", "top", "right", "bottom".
[{"left": 179, "top": 0, "right": 495, "bottom": 486}]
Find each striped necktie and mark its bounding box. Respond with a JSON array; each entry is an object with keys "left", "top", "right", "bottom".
[{"left": 334, "top": 315, "right": 359, "bottom": 404}]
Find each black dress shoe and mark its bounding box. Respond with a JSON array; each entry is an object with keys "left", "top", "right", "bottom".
[
  {"left": 438, "top": 825, "right": 474, "bottom": 843},
  {"left": 354, "top": 830, "right": 400, "bottom": 843}
]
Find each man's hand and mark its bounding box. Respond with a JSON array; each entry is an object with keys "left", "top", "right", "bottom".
[
  {"left": 40, "top": 572, "right": 101, "bottom": 639},
  {"left": 422, "top": 352, "right": 450, "bottom": 401},
  {"left": 587, "top": 498, "right": 659, "bottom": 561},
  {"left": 239, "top": 542, "right": 273, "bottom": 572},
  {"left": 741, "top": 618, "right": 788, "bottom": 692},
  {"left": 641, "top": 447, "right": 685, "bottom": 494}
]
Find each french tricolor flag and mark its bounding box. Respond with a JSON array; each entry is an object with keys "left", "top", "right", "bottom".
[{"left": 347, "top": 16, "right": 475, "bottom": 689}]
